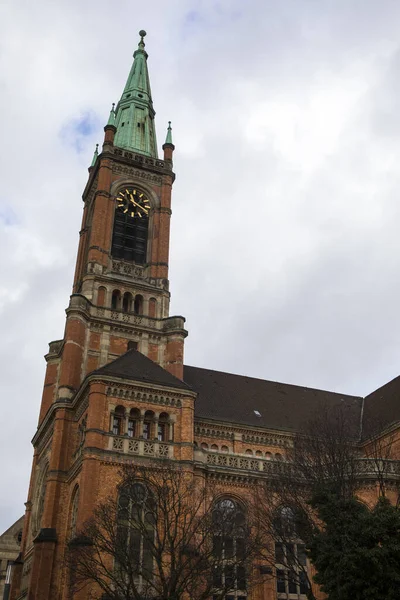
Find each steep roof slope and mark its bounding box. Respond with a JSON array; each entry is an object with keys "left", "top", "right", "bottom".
[
  {"left": 362, "top": 374, "right": 400, "bottom": 437},
  {"left": 93, "top": 349, "right": 191, "bottom": 391},
  {"left": 184, "top": 365, "right": 363, "bottom": 434}
]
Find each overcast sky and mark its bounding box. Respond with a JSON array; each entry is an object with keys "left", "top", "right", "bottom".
[{"left": 2, "top": 0, "right": 400, "bottom": 532}]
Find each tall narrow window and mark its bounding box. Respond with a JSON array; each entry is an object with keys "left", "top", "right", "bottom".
[
  {"left": 158, "top": 412, "right": 169, "bottom": 442},
  {"left": 128, "top": 408, "right": 140, "bottom": 438},
  {"left": 143, "top": 410, "right": 154, "bottom": 439},
  {"left": 112, "top": 289, "right": 121, "bottom": 310},
  {"left": 212, "top": 499, "right": 247, "bottom": 599},
  {"left": 134, "top": 294, "right": 144, "bottom": 315},
  {"left": 111, "top": 188, "right": 149, "bottom": 264},
  {"left": 274, "top": 506, "right": 309, "bottom": 597},
  {"left": 112, "top": 406, "right": 125, "bottom": 435},
  {"left": 70, "top": 486, "right": 80, "bottom": 537},
  {"left": 117, "top": 482, "right": 155, "bottom": 590},
  {"left": 143, "top": 422, "right": 150, "bottom": 440},
  {"left": 122, "top": 292, "right": 133, "bottom": 312}
]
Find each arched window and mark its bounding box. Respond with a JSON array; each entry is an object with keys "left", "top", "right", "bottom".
[
  {"left": 128, "top": 408, "right": 140, "bottom": 438},
  {"left": 143, "top": 410, "right": 154, "bottom": 440},
  {"left": 122, "top": 292, "right": 133, "bottom": 313},
  {"left": 157, "top": 412, "right": 169, "bottom": 442},
  {"left": 275, "top": 453, "right": 283, "bottom": 461},
  {"left": 221, "top": 445, "right": 229, "bottom": 453},
  {"left": 256, "top": 450, "right": 263, "bottom": 457},
  {"left": 97, "top": 286, "right": 107, "bottom": 307},
  {"left": 201, "top": 442, "right": 209, "bottom": 450},
  {"left": 134, "top": 294, "right": 144, "bottom": 315},
  {"left": 265, "top": 452, "right": 272, "bottom": 460},
  {"left": 117, "top": 482, "right": 155, "bottom": 586},
  {"left": 70, "top": 486, "right": 80, "bottom": 537},
  {"left": 148, "top": 297, "right": 157, "bottom": 318},
  {"left": 111, "top": 190, "right": 149, "bottom": 264},
  {"left": 111, "top": 289, "right": 121, "bottom": 310},
  {"left": 211, "top": 444, "right": 219, "bottom": 452},
  {"left": 245, "top": 449, "right": 253, "bottom": 455},
  {"left": 112, "top": 406, "right": 125, "bottom": 435},
  {"left": 212, "top": 498, "right": 247, "bottom": 596}
]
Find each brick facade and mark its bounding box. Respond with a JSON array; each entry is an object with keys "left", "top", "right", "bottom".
[{"left": 10, "top": 38, "right": 400, "bottom": 600}]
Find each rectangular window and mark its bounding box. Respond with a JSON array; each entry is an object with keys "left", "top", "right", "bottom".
[
  {"left": 157, "top": 423, "right": 165, "bottom": 441},
  {"left": 299, "top": 571, "right": 308, "bottom": 594},
  {"left": 237, "top": 566, "right": 246, "bottom": 590},
  {"left": 276, "top": 569, "right": 286, "bottom": 593},
  {"left": 225, "top": 537, "right": 234, "bottom": 559},
  {"left": 236, "top": 537, "right": 245, "bottom": 560},
  {"left": 298, "top": 544, "right": 307, "bottom": 566},
  {"left": 113, "top": 416, "right": 121, "bottom": 435},
  {"left": 224, "top": 565, "right": 235, "bottom": 589},
  {"left": 286, "top": 543, "right": 295, "bottom": 563},
  {"left": 213, "top": 536, "right": 222, "bottom": 558},
  {"left": 128, "top": 419, "right": 135, "bottom": 438},
  {"left": 288, "top": 571, "right": 297, "bottom": 594},
  {"left": 143, "top": 422, "right": 150, "bottom": 439}
]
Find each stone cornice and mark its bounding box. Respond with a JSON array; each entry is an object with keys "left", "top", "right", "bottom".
[{"left": 194, "top": 419, "right": 293, "bottom": 447}]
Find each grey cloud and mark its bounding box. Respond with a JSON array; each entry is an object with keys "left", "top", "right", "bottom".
[{"left": 2, "top": 0, "right": 400, "bottom": 533}]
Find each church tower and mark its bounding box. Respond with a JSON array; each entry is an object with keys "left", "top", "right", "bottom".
[{"left": 11, "top": 32, "right": 196, "bottom": 600}]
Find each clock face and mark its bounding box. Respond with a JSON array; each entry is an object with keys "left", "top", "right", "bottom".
[{"left": 116, "top": 188, "right": 151, "bottom": 218}]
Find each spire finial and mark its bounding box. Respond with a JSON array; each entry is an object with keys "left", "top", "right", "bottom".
[
  {"left": 138, "top": 30, "right": 147, "bottom": 51},
  {"left": 90, "top": 143, "right": 99, "bottom": 167},
  {"left": 165, "top": 121, "right": 173, "bottom": 145}
]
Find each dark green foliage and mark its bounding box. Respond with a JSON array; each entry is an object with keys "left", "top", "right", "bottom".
[{"left": 309, "top": 492, "right": 400, "bottom": 600}]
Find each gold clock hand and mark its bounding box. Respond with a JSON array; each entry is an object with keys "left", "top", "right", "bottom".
[{"left": 129, "top": 194, "right": 149, "bottom": 214}]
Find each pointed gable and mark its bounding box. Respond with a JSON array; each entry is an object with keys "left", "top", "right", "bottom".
[{"left": 93, "top": 349, "right": 191, "bottom": 391}]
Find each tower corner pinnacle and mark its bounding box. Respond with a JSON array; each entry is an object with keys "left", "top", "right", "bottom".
[
  {"left": 88, "top": 143, "right": 99, "bottom": 172},
  {"left": 163, "top": 121, "right": 175, "bottom": 161}
]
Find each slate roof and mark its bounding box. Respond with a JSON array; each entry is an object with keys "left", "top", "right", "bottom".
[
  {"left": 92, "top": 351, "right": 400, "bottom": 437},
  {"left": 184, "top": 365, "right": 363, "bottom": 435},
  {"left": 362, "top": 374, "right": 400, "bottom": 437},
  {"left": 93, "top": 349, "right": 191, "bottom": 391}
]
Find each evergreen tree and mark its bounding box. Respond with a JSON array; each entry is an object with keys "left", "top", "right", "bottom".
[{"left": 309, "top": 492, "right": 400, "bottom": 600}]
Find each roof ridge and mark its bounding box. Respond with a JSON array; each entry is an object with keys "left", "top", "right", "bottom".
[{"left": 184, "top": 364, "right": 362, "bottom": 400}]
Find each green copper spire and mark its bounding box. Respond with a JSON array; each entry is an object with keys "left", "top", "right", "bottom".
[
  {"left": 91, "top": 143, "right": 99, "bottom": 167},
  {"left": 165, "top": 121, "right": 173, "bottom": 145},
  {"left": 107, "top": 103, "right": 116, "bottom": 126},
  {"left": 114, "top": 30, "right": 158, "bottom": 157}
]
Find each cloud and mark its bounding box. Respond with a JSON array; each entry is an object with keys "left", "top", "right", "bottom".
[
  {"left": 2, "top": 0, "right": 400, "bottom": 534},
  {"left": 60, "top": 111, "right": 101, "bottom": 152}
]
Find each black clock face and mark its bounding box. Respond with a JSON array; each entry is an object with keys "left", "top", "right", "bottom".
[{"left": 116, "top": 188, "right": 151, "bottom": 218}]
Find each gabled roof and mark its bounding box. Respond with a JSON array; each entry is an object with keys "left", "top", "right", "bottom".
[
  {"left": 93, "top": 349, "right": 191, "bottom": 391},
  {"left": 184, "top": 365, "right": 363, "bottom": 435}
]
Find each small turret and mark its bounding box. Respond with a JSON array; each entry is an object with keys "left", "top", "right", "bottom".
[
  {"left": 103, "top": 103, "right": 116, "bottom": 147},
  {"left": 162, "top": 121, "right": 175, "bottom": 162}
]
